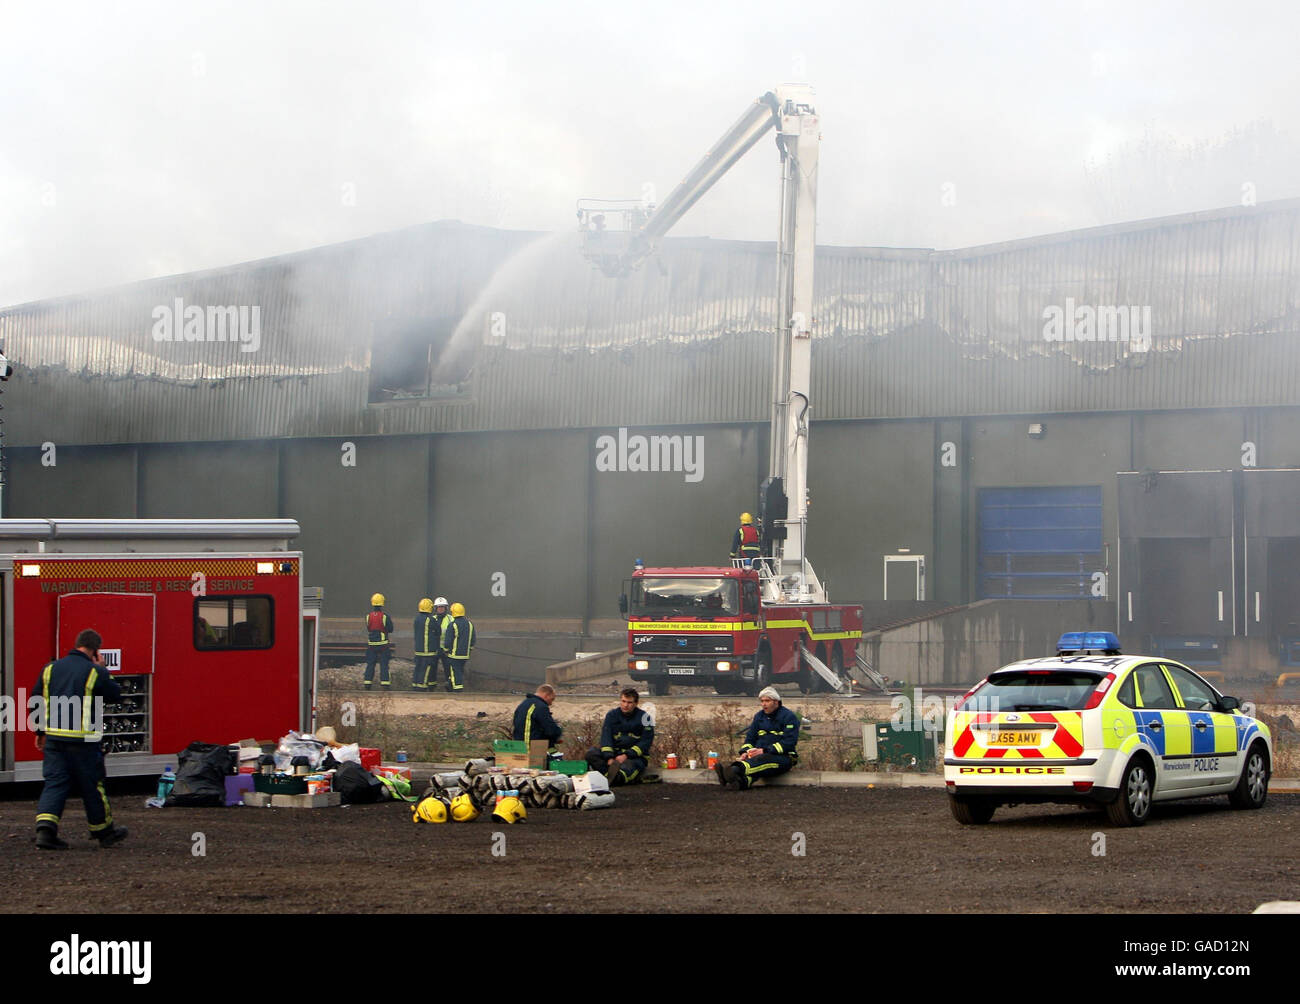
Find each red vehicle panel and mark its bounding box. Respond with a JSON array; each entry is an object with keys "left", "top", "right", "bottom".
[{"left": 7, "top": 553, "right": 305, "bottom": 777}]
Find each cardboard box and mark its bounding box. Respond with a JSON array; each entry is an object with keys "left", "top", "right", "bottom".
[
  {"left": 496, "top": 740, "right": 550, "bottom": 770},
  {"left": 241, "top": 791, "right": 341, "bottom": 809},
  {"left": 373, "top": 764, "right": 411, "bottom": 781}
]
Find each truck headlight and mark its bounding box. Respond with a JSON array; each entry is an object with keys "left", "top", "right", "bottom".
[
  {"left": 716, "top": 661, "right": 732, "bottom": 671},
  {"left": 633, "top": 660, "right": 649, "bottom": 671}
]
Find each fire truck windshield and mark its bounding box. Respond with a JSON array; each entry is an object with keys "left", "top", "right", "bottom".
[{"left": 631, "top": 577, "right": 739, "bottom": 619}]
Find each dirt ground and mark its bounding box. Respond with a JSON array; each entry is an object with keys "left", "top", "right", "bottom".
[{"left": 2, "top": 781, "right": 1297, "bottom": 914}]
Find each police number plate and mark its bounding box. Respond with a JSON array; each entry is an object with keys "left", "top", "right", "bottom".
[
  {"left": 987, "top": 731, "right": 1039, "bottom": 746},
  {"left": 667, "top": 667, "right": 696, "bottom": 676}
]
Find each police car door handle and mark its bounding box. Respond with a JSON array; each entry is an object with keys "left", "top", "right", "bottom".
[
  {"left": 1147, "top": 721, "right": 1162, "bottom": 731},
  {"left": 1194, "top": 721, "right": 1208, "bottom": 732}
]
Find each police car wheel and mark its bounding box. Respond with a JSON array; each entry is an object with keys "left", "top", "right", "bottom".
[
  {"left": 949, "top": 796, "right": 995, "bottom": 825},
  {"left": 1105, "top": 757, "right": 1153, "bottom": 827},
  {"left": 1228, "top": 744, "right": 1268, "bottom": 810}
]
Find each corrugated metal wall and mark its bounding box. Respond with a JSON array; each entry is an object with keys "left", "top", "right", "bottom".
[{"left": 3, "top": 202, "right": 1299, "bottom": 447}]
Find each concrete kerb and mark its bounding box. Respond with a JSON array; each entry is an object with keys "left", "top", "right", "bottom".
[{"left": 406, "top": 762, "right": 1300, "bottom": 793}]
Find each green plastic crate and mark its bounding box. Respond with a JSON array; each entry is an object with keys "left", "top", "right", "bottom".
[{"left": 253, "top": 773, "right": 308, "bottom": 795}]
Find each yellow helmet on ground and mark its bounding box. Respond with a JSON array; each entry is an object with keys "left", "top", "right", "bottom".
[
  {"left": 449, "top": 792, "right": 480, "bottom": 822},
  {"left": 412, "top": 796, "right": 448, "bottom": 824},
  {"left": 740, "top": 512, "right": 753, "bottom": 525},
  {"left": 491, "top": 796, "right": 527, "bottom": 824},
  {"left": 418, "top": 598, "right": 434, "bottom": 613},
  {"left": 450, "top": 602, "right": 466, "bottom": 618},
  {"left": 371, "top": 592, "right": 385, "bottom": 606}
]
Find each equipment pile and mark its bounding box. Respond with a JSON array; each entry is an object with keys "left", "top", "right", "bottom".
[{"left": 410, "top": 758, "right": 616, "bottom": 825}]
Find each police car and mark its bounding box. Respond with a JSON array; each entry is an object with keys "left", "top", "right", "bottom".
[{"left": 944, "top": 632, "right": 1272, "bottom": 826}]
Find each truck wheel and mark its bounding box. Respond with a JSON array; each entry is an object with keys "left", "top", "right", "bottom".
[
  {"left": 949, "top": 796, "right": 995, "bottom": 824},
  {"left": 1104, "top": 756, "right": 1153, "bottom": 827},
  {"left": 1228, "top": 743, "right": 1269, "bottom": 810},
  {"left": 649, "top": 679, "right": 670, "bottom": 697},
  {"left": 746, "top": 649, "right": 771, "bottom": 697}
]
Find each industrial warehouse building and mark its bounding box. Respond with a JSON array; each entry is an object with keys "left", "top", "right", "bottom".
[{"left": 3, "top": 198, "right": 1300, "bottom": 684}]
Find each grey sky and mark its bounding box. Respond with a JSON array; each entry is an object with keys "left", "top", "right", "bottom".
[{"left": 3, "top": 0, "right": 1298, "bottom": 307}]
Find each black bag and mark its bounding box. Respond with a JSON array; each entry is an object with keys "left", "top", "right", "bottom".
[
  {"left": 335, "top": 761, "right": 385, "bottom": 804},
  {"left": 166, "top": 742, "right": 236, "bottom": 807}
]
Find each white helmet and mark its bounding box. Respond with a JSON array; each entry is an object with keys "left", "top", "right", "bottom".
[{"left": 434, "top": 596, "right": 449, "bottom": 607}]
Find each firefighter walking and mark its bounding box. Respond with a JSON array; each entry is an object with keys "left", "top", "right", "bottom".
[
  {"left": 363, "top": 592, "right": 394, "bottom": 689},
  {"left": 34, "top": 628, "right": 130, "bottom": 849},
  {"left": 441, "top": 602, "right": 475, "bottom": 692},
  {"left": 730, "top": 512, "right": 761, "bottom": 566}
]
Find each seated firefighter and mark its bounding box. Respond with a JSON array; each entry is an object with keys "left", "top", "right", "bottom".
[
  {"left": 715, "top": 686, "right": 799, "bottom": 790},
  {"left": 512, "top": 684, "right": 563, "bottom": 749},
  {"left": 586, "top": 687, "right": 654, "bottom": 786}
]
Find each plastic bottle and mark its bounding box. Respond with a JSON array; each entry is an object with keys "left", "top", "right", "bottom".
[{"left": 157, "top": 765, "right": 176, "bottom": 800}]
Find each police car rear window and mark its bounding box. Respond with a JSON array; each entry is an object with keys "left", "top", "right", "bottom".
[{"left": 981, "top": 671, "right": 1104, "bottom": 711}]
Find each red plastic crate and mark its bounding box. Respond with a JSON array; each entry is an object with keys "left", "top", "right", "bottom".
[{"left": 359, "top": 747, "right": 381, "bottom": 772}]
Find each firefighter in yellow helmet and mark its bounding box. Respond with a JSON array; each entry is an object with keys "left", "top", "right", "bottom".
[
  {"left": 363, "top": 593, "right": 394, "bottom": 690},
  {"left": 730, "top": 512, "right": 761, "bottom": 567},
  {"left": 440, "top": 602, "right": 475, "bottom": 692},
  {"left": 413, "top": 598, "right": 437, "bottom": 690}
]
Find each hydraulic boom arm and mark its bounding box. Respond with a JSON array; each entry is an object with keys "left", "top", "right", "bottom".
[{"left": 580, "top": 84, "right": 825, "bottom": 602}]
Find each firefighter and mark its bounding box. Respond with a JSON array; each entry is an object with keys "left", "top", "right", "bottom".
[
  {"left": 441, "top": 602, "right": 475, "bottom": 692},
  {"left": 730, "top": 512, "right": 761, "bottom": 566},
  {"left": 430, "top": 596, "right": 453, "bottom": 689},
  {"left": 363, "top": 592, "right": 394, "bottom": 689},
  {"left": 34, "top": 628, "right": 129, "bottom": 850},
  {"left": 412, "top": 598, "right": 439, "bottom": 689},
  {"left": 586, "top": 687, "right": 654, "bottom": 785},
  {"left": 714, "top": 686, "right": 799, "bottom": 790},
  {"left": 512, "top": 684, "right": 563, "bottom": 747}
]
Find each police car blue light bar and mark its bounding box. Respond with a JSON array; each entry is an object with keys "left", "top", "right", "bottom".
[{"left": 1056, "top": 631, "right": 1121, "bottom": 655}]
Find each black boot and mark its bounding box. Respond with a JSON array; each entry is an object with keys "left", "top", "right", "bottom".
[
  {"left": 94, "top": 824, "right": 129, "bottom": 847},
  {"left": 35, "top": 824, "right": 69, "bottom": 851}
]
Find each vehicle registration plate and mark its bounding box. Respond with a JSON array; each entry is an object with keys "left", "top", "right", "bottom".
[
  {"left": 987, "top": 731, "right": 1039, "bottom": 746},
  {"left": 667, "top": 667, "right": 695, "bottom": 676}
]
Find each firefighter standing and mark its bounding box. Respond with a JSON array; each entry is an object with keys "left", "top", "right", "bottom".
[
  {"left": 714, "top": 686, "right": 799, "bottom": 790},
  {"left": 441, "top": 602, "right": 475, "bottom": 692},
  {"left": 412, "top": 598, "right": 437, "bottom": 689},
  {"left": 730, "top": 512, "right": 761, "bottom": 566},
  {"left": 34, "top": 628, "right": 130, "bottom": 850},
  {"left": 586, "top": 687, "right": 654, "bottom": 785},
  {"left": 363, "top": 593, "right": 394, "bottom": 689},
  {"left": 414, "top": 596, "right": 452, "bottom": 690}
]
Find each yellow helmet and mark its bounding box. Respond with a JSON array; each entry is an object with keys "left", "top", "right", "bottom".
[
  {"left": 370, "top": 592, "right": 385, "bottom": 607},
  {"left": 740, "top": 512, "right": 753, "bottom": 525},
  {"left": 449, "top": 792, "right": 480, "bottom": 822},
  {"left": 491, "top": 796, "right": 527, "bottom": 824},
  {"left": 418, "top": 598, "right": 434, "bottom": 613},
  {"left": 450, "top": 602, "right": 466, "bottom": 618},
  {"left": 412, "top": 795, "right": 448, "bottom": 824}
]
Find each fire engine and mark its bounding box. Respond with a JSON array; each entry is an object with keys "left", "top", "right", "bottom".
[
  {"left": 0, "top": 518, "right": 320, "bottom": 783},
  {"left": 584, "top": 86, "right": 878, "bottom": 696}
]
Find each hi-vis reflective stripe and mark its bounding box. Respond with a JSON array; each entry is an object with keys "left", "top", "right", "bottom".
[
  {"left": 764, "top": 619, "right": 863, "bottom": 641},
  {"left": 43, "top": 663, "right": 99, "bottom": 739},
  {"left": 950, "top": 711, "right": 1085, "bottom": 760},
  {"left": 629, "top": 621, "right": 762, "bottom": 632}
]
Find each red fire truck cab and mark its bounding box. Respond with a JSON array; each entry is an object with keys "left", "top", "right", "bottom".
[
  {"left": 0, "top": 519, "right": 321, "bottom": 784},
  {"left": 624, "top": 564, "right": 863, "bottom": 696}
]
